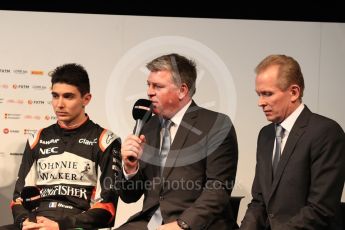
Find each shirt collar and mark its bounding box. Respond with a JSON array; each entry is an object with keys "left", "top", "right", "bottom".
[
  {"left": 170, "top": 100, "right": 192, "bottom": 127},
  {"left": 280, "top": 103, "right": 304, "bottom": 133}
]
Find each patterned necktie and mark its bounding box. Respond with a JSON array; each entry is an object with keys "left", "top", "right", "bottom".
[
  {"left": 159, "top": 119, "right": 173, "bottom": 174},
  {"left": 273, "top": 124, "right": 284, "bottom": 177},
  {"left": 147, "top": 119, "right": 172, "bottom": 229}
]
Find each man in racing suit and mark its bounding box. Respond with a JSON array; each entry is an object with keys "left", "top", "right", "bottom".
[{"left": 0, "top": 63, "right": 121, "bottom": 230}]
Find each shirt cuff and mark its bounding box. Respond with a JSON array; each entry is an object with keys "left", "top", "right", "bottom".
[{"left": 122, "top": 161, "right": 139, "bottom": 179}]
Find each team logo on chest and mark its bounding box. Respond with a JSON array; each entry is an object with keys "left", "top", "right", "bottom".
[
  {"left": 78, "top": 138, "right": 97, "bottom": 146},
  {"left": 39, "top": 147, "right": 58, "bottom": 155}
]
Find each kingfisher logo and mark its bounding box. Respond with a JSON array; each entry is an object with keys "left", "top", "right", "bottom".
[{"left": 3, "top": 128, "right": 9, "bottom": 134}]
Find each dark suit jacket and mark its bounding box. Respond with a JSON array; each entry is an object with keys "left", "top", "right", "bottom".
[
  {"left": 118, "top": 101, "right": 238, "bottom": 229},
  {"left": 240, "top": 106, "right": 345, "bottom": 230}
]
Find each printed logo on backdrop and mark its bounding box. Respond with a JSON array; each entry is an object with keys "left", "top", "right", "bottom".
[
  {"left": 10, "top": 152, "right": 23, "bottom": 156},
  {"left": 0, "top": 84, "right": 9, "bottom": 89},
  {"left": 3, "top": 128, "right": 20, "bottom": 134},
  {"left": 0, "top": 69, "right": 10, "bottom": 74},
  {"left": 3, "top": 128, "right": 9, "bottom": 134},
  {"left": 6, "top": 99, "right": 24, "bottom": 104},
  {"left": 4, "top": 113, "right": 21, "bottom": 119},
  {"left": 24, "top": 115, "right": 42, "bottom": 120},
  {"left": 28, "top": 100, "right": 45, "bottom": 105},
  {"left": 24, "top": 129, "right": 38, "bottom": 136},
  {"left": 12, "top": 84, "right": 30, "bottom": 89},
  {"left": 31, "top": 70, "right": 44, "bottom": 75},
  {"left": 106, "top": 36, "right": 237, "bottom": 167},
  {"left": 1, "top": 66, "right": 52, "bottom": 191},
  {"left": 13, "top": 69, "right": 28, "bottom": 75},
  {"left": 31, "top": 85, "right": 47, "bottom": 90},
  {"left": 44, "top": 115, "right": 57, "bottom": 120}
]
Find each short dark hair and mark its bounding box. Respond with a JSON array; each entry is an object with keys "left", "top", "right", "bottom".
[
  {"left": 146, "top": 53, "right": 197, "bottom": 96},
  {"left": 51, "top": 63, "right": 90, "bottom": 96}
]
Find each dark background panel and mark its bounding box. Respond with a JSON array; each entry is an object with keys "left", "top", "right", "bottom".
[{"left": 1, "top": 1, "right": 344, "bottom": 22}]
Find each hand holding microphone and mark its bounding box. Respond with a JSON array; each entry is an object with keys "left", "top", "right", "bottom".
[
  {"left": 21, "top": 186, "right": 41, "bottom": 223},
  {"left": 121, "top": 99, "right": 152, "bottom": 173}
]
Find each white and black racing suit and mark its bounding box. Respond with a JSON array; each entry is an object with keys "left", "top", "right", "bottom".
[{"left": 10, "top": 118, "right": 121, "bottom": 229}]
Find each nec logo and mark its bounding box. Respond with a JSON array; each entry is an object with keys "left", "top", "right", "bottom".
[{"left": 39, "top": 147, "right": 58, "bottom": 155}]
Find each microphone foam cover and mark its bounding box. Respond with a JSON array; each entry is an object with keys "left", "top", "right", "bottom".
[{"left": 132, "top": 99, "right": 152, "bottom": 120}]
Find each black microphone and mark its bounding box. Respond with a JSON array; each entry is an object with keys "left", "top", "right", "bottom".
[
  {"left": 129, "top": 99, "right": 153, "bottom": 161},
  {"left": 21, "top": 186, "right": 41, "bottom": 223}
]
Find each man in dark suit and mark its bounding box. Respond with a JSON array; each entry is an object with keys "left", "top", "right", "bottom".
[
  {"left": 116, "top": 53, "right": 238, "bottom": 229},
  {"left": 240, "top": 54, "right": 345, "bottom": 229}
]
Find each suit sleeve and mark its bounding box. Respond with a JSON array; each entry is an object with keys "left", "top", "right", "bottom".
[
  {"left": 240, "top": 128, "right": 268, "bottom": 230},
  {"left": 57, "top": 132, "right": 121, "bottom": 229},
  {"left": 179, "top": 114, "right": 239, "bottom": 229},
  {"left": 284, "top": 121, "right": 345, "bottom": 229},
  {"left": 116, "top": 162, "right": 146, "bottom": 203}
]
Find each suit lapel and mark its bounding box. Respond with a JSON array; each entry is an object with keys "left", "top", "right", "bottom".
[
  {"left": 141, "top": 116, "right": 161, "bottom": 170},
  {"left": 269, "top": 107, "right": 311, "bottom": 199},
  {"left": 162, "top": 102, "right": 198, "bottom": 179},
  {"left": 261, "top": 125, "right": 275, "bottom": 187}
]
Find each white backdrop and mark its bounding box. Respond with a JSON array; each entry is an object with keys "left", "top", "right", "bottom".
[{"left": 0, "top": 10, "right": 344, "bottom": 227}]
